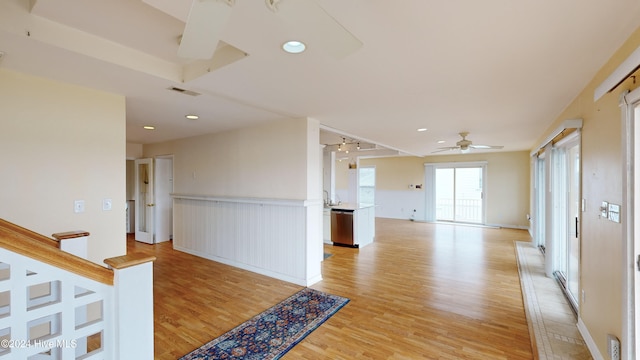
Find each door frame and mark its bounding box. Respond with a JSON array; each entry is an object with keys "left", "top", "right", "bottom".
[
  {"left": 532, "top": 152, "right": 546, "bottom": 250},
  {"left": 424, "top": 161, "right": 487, "bottom": 224},
  {"left": 551, "top": 132, "right": 582, "bottom": 312},
  {"left": 155, "top": 155, "right": 174, "bottom": 243},
  {"left": 622, "top": 87, "right": 640, "bottom": 359},
  {"left": 134, "top": 158, "right": 154, "bottom": 244}
]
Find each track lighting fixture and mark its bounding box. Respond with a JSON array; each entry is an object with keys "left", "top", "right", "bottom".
[{"left": 327, "top": 137, "right": 370, "bottom": 153}]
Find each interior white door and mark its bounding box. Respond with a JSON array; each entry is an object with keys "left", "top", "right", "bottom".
[
  {"left": 154, "top": 157, "right": 173, "bottom": 243},
  {"left": 135, "top": 158, "right": 154, "bottom": 244}
]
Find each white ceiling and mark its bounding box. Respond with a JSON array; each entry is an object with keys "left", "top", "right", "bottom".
[{"left": 1, "top": 0, "right": 639, "bottom": 156}]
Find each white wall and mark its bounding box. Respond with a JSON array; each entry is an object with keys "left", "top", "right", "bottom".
[
  {"left": 144, "top": 118, "right": 323, "bottom": 286},
  {"left": 0, "top": 68, "right": 127, "bottom": 264},
  {"left": 144, "top": 118, "right": 313, "bottom": 200}
]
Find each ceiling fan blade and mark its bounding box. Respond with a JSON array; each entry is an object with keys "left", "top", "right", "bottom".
[
  {"left": 178, "top": 0, "right": 235, "bottom": 60},
  {"left": 431, "top": 147, "right": 459, "bottom": 153},
  {"left": 273, "top": 0, "right": 363, "bottom": 59},
  {"left": 470, "top": 145, "right": 504, "bottom": 149}
]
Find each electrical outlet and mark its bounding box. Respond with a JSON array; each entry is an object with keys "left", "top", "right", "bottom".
[{"left": 608, "top": 334, "right": 620, "bottom": 360}]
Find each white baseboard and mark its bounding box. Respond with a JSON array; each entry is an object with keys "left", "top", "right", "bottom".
[
  {"left": 380, "top": 217, "right": 529, "bottom": 231},
  {"left": 577, "top": 317, "right": 604, "bottom": 360},
  {"left": 174, "top": 245, "right": 321, "bottom": 287},
  {"left": 486, "top": 223, "right": 530, "bottom": 230}
]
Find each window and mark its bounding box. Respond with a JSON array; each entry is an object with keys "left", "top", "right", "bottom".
[{"left": 358, "top": 166, "right": 375, "bottom": 205}]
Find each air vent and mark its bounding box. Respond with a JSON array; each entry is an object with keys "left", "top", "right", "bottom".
[{"left": 167, "top": 87, "right": 201, "bottom": 96}]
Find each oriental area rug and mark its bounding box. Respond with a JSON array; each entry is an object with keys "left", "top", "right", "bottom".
[{"left": 180, "top": 288, "right": 349, "bottom": 360}]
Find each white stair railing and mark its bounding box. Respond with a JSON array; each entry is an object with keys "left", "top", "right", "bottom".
[
  {"left": 0, "top": 248, "right": 113, "bottom": 359},
  {"left": 0, "top": 220, "right": 155, "bottom": 360}
]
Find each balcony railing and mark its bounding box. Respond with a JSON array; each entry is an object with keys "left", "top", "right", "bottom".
[{"left": 436, "top": 198, "right": 482, "bottom": 223}]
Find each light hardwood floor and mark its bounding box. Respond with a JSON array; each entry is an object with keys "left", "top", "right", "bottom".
[{"left": 129, "top": 218, "right": 534, "bottom": 359}]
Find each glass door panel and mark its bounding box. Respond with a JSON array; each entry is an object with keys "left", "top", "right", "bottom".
[
  {"left": 552, "top": 138, "right": 580, "bottom": 312},
  {"left": 435, "top": 168, "right": 454, "bottom": 221},
  {"left": 455, "top": 167, "right": 483, "bottom": 223},
  {"left": 567, "top": 143, "right": 581, "bottom": 305},
  {"left": 435, "top": 166, "right": 484, "bottom": 224},
  {"left": 534, "top": 157, "right": 546, "bottom": 249}
]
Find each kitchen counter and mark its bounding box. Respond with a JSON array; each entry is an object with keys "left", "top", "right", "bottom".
[
  {"left": 326, "top": 203, "right": 375, "bottom": 248},
  {"left": 325, "top": 203, "right": 375, "bottom": 211}
]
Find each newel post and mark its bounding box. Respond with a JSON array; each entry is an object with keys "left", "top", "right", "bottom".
[
  {"left": 52, "top": 230, "right": 90, "bottom": 259},
  {"left": 104, "top": 253, "right": 156, "bottom": 359}
]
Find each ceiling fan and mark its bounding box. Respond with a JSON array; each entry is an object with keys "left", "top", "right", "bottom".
[
  {"left": 432, "top": 132, "right": 504, "bottom": 154},
  {"left": 143, "top": 0, "right": 363, "bottom": 60}
]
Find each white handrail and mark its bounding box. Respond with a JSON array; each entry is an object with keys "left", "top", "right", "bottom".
[{"left": 0, "top": 246, "right": 155, "bottom": 359}]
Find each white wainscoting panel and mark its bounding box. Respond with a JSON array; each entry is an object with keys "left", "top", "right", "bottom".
[
  {"left": 359, "top": 190, "right": 426, "bottom": 220},
  {"left": 172, "top": 195, "right": 322, "bottom": 286}
]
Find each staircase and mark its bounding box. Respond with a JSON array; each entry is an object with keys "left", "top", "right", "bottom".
[{"left": 0, "top": 219, "right": 155, "bottom": 359}]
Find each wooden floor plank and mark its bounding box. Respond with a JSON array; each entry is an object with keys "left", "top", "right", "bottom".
[{"left": 130, "top": 218, "right": 534, "bottom": 359}]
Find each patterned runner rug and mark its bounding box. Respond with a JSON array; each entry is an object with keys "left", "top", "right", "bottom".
[{"left": 180, "top": 287, "right": 349, "bottom": 359}]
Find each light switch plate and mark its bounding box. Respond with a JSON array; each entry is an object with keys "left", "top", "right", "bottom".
[
  {"left": 601, "top": 201, "right": 609, "bottom": 218},
  {"left": 102, "top": 198, "right": 112, "bottom": 211},
  {"left": 74, "top": 200, "right": 85, "bottom": 213},
  {"left": 608, "top": 203, "right": 621, "bottom": 223}
]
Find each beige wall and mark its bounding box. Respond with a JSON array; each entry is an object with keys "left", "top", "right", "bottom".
[
  {"left": 126, "top": 142, "right": 143, "bottom": 160},
  {"left": 143, "top": 117, "right": 319, "bottom": 200},
  {"left": 422, "top": 151, "right": 530, "bottom": 227},
  {"left": 0, "top": 68, "right": 127, "bottom": 264},
  {"left": 337, "top": 151, "right": 530, "bottom": 228},
  {"left": 533, "top": 25, "right": 640, "bottom": 358}
]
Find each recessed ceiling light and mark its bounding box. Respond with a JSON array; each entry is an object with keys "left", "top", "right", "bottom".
[
  {"left": 417, "top": 128, "right": 428, "bottom": 132},
  {"left": 282, "top": 40, "right": 306, "bottom": 54},
  {"left": 437, "top": 140, "right": 446, "bottom": 144},
  {"left": 143, "top": 126, "right": 155, "bottom": 130},
  {"left": 185, "top": 114, "right": 199, "bottom": 120}
]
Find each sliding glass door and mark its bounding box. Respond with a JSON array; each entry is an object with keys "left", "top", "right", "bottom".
[
  {"left": 552, "top": 139, "right": 581, "bottom": 309},
  {"left": 533, "top": 132, "right": 581, "bottom": 312},
  {"left": 434, "top": 165, "right": 485, "bottom": 224},
  {"left": 533, "top": 155, "right": 546, "bottom": 249}
]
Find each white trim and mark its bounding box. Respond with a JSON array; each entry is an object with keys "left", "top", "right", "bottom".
[
  {"left": 621, "top": 86, "right": 640, "bottom": 360},
  {"left": 553, "top": 128, "right": 581, "bottom": 149},
  {"left": 577, "top": 317, "right": 605, "bottom": 360},
  {"left": 530, "top": 119, "right": 583, "bottom": 157},
  {"left": 595, "top": 44, "right": 640, "bottom": 101},
  {"left": 171, "top": 193, "right": 322, "bottom": 207},
  {"left": 423, "top": 161, "right": 488, "bottom": 168},
  {"left": 485, "top": 223, "right": 529, "bottom": 230},
  {"left": 423, "top": 161, "right": 488, "bottom": 225}
]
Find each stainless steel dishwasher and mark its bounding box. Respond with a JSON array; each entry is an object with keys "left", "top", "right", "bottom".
[{"left": 331, "top": 209, "right": 356, "bottom": 248}]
